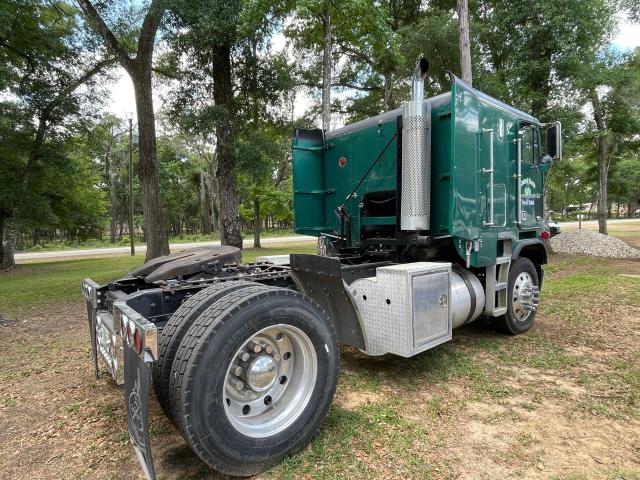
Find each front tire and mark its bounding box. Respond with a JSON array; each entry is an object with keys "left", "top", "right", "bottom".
[
  {"left": 495, "top": 257, "right": 540, "bottom": 335},
  {"left": 171, "top": 286, "right": 339, "bottom": 476}
]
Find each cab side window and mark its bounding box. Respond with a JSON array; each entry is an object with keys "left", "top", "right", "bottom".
[{"left": 521, "top": 127, "right": 534, "bottom": 163}]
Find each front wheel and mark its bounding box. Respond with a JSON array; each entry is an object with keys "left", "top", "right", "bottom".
[
  {"left": 495, "top": 257, "right": 540, "bottom": 335},
  {"left": 171, "top": 286, "right": 339, "bottom": 476}
]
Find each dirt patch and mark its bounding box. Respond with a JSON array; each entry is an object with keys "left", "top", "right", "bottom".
[
  {"left": 336, "top": 390, "right": 383, "bottom": 410},
  {"left": 451, "top": 399, "right": 640, "bottom": 480},
  {"left": 0, "top": 305, "right": 140, "bottom": 480}
]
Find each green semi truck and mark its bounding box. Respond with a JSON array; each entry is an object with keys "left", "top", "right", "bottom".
[{"left": 82, "top": 59, "right": 561, "bottom": 479}]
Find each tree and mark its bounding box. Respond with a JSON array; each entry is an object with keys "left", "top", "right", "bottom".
[
  {"left": 79, "top": 114, "right": 126, "bottom": 243},
  {"left": 156, "top": 137, "right": 200, "bottom": 238},
  {"left": 77, "top": 0, "right": 170, "bottom": 260},
  {"left": 237, "top": 123, "right": 291, "bottom": 247},
  {"left": 456, "top": 0, "right": 472, "bottom": 85},
  {"left": 289, "top": 0, "right": 459, "bottom": 124},
  {"left": 609, "top": 155, "right": 640, "bottom": 218},
  {"left": 582, "top": 49, "right": 640, "bottom": 233},
  {"left": 320, "top": 1, "right": 332, "bottom": 130},
  {"left": 162, "top": 0, "right": 245, "bottom": 248},
  {"left": 471, "top": 0, "right": 615, "bottom": 118},
  {"left": 287, "top": 1, "right": 340, "bottom": 130},
  {"left": 162, "top": 0, "right": 294, "bottom": 249},
  {"left": 0, "top": 0, "right": 113, "bottom": 268}
]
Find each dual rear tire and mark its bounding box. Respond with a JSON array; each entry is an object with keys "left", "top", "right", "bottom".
[{"left": 153, "top": 281, "right": 339, "bottom": 476}]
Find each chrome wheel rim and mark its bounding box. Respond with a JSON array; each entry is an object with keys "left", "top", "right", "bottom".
[
  {"left": 511, "top": 272, "right": 539, "bottom": 321},
  {"left": 223, "top": 324, "right": 318, "bottom": 438}
]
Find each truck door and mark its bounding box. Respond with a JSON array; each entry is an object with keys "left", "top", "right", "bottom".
[{"left": 518, "top": 125, "right": 540, "bottom": 229}]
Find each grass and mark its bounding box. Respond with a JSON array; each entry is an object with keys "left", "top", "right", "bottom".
[
  {"left": 2, "top": 235, "right": 640, "bottom": 478},
  {"left": 0, "top": 242, "right": 316, "bottom": 318}
]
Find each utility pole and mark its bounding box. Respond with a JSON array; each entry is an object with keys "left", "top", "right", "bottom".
[{"left": 126, "top": 112, "right": 135, "bottom": 256}]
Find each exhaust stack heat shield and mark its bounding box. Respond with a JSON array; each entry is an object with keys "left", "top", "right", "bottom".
[{"left": 401, "top": 59, "right": 431, "bottom": 231}]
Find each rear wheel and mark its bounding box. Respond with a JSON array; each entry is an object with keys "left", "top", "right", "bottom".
[
  {"left": 495, "top": 257, "right": 540, "bottom": 335},
  {"left": 153, "top": 281, "right": 267, "bottom": 419},
  {"left": 170, "top": 286, "right": 339, "bottom": 476}
]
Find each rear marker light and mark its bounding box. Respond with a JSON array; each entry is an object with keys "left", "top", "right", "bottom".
[
  {"left": 133, "top": 328, "right": 143, "bottom": 354},
  {"left": 540, "top": 231, "right": 551, "bottom": 240}
]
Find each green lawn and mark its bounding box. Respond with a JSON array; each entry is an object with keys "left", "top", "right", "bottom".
[{"left": 0, "top": 242, "right": 316, "bottom": 318}]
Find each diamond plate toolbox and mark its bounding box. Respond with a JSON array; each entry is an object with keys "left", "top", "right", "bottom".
[{"left": 349, "top": 262, "right": 452, "bottom": 357}]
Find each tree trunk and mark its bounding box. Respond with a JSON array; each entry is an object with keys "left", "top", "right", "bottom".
[
  {"left": 1, "top": 220, "right": 16, "bottom": 270},
  {"left": 119, "top": 204, "right": 125, "bottom": 239},
  {"left": 77, "top": 0, "right": 169, "bottom": 260},
  {"left": 106, "top": 131, "right": 117, "bottom": 243},
  {"left": 383, "top": 74, "right": 396, "bottom": 111},
  {"left": 253, "top": 197, "right": 261, "bottom": 249},
  {"left": 2, "top": 116, "right": 49, "bottom": 270},
  {"left": 109, "top": 179, "right": 118, "bottom": 243},
  {"left": 208, "top": 175, "right": 219, "bottom": 234},
  {"left": 131, "top": 66, "right": 169, "bottom": 259},
  {"left": 0, "top": 214, "right": 5, "bottom": 267},
  {"left": 456, "top": 0, "right": 472, "bottom": 86},
  {"left": 213, "top": 44, "right": 242, "bottom": 249},
  {"left": 321, "top": 1, "right": 332, "bottom": 131},
  {"left": 591, "top": 89, "right": 608, "bottom": 235},
  {"left": 199, "top": 169, "right": 210, "bottom": 234}
]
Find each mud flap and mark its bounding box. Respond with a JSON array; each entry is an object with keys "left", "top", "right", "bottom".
[
  {"left": 124, "top": 341, "right": 156, "bottom": 480},
  {"left": 290, "top": 254, "right": 367, "bottom": 350}
]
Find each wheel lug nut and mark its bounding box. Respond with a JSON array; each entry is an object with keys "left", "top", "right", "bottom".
[
  {"left": 233, "top": 379, "right": 244, "bottom": 390},
  {"left": 231, "top": 364, "right": 243, "bottom": 376},
  {"left": 248, "top": 341, "right": 262, "bottom": 353},
  {"left": 265, "top": 345, "right": 273, "bottom": 354},
  {"left": 239, "top": 352, "right": 250, "bottom": 362},
  {"left": 273, "top": 353, "right": 281, "bottom": 361}
]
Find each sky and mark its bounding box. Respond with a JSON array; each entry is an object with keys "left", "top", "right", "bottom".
[{"left": 104, "top": 19, "right": 640, "bottom": 128}]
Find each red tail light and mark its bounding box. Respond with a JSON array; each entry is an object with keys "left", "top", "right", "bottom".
[
  {"left": 540, "top": 231, "right": 551, "bottom": 240},
  {"left": 133, "top": 328, "right": 143, "bottom": 354}
]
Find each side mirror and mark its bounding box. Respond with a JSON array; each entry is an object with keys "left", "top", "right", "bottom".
[
  {"left": 538, "top": 155, "right": 552, "bottom": 172},
  {"left": 545, "top": 121, "right": 562, "bottom": 161}
]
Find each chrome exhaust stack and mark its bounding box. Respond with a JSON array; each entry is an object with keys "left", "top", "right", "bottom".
[
  {"left": 401, "top": 58, "right": 431, "bottom": 231},
  {"left": 410, "top": 58, "right": 429, "bottom": 102}
]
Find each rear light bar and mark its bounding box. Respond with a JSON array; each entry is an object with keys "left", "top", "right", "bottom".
[
  {"left": 113, "top": 302, "right": 158, "bottom": 362},
  {"left": 82, "top": 278, "right": 101, "bottom": 307}
]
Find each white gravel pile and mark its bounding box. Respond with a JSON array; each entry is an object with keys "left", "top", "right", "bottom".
[{"left": 550, "top": 229, "right": 640, "bottom": 258}]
